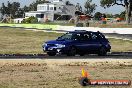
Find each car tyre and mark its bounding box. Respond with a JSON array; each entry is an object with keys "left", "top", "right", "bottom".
[
  {"left": 79, "top": 52, "right": 85, "bottom": 56},
  {"left": 98, "top": 47, "right": 107, "bottom": 56},
  {"left": 47, "top": 52, "right": 56, "bottom": 56},
  {"left": 67, "top": 47, "right": 76, "bottom": 56}
]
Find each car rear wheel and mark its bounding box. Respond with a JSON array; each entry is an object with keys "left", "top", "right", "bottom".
[
  {"left": 98, "top": 47, "right": 107, "bottom": 56},
  {"left": 47, "top": 52, "right": 56, "bottom": 56},
  {"left": 67, "top": 47, "right": 76, "bottom": 56},
  {"left": 79, "top": 52, "right": 85, "bottom": 56}
]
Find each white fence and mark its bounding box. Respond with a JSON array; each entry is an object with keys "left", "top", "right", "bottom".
[{"left": 56, "top": 26, "right": 132, "bottom": 34}]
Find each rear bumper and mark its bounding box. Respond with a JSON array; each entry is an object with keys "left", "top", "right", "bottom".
[
  {"left": 106, "top": 45, "right": 111, "bottom": 52},
  {"left": 107, "top": 48, "right": 111, "bottom": 52}
]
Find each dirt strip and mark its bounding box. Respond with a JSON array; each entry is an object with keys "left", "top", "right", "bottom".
[{"left": 0, "top": 59, "right": 132, "bottom": 88}]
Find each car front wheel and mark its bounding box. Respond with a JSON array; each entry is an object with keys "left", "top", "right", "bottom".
[{"left": 67, "top": 47, "right": 76, "bottom": 56}]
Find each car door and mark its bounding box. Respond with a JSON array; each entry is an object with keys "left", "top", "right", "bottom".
[
  {"left": 90, "top": 33, "right": 101, "bottom": 51},
  {"left": 75, "top": 33, "right": 92, "bottom": 52}
]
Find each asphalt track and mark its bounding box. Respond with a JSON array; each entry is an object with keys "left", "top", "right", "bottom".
[
  {"left": 104, "top": 33, "right": 132, "bottom": 40},
  {"left": 0, "top": 52, "right": 132, "bottom": 59},
  {"left": 1, "top": 27, "right": 132, "bottom": 40}
]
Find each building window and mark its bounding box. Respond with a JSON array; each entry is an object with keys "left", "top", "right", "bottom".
[
  {"left": 44, "top": 6, "right": 46, "bottom": 10},
  {"left": 54, "top": 7, "right": 56, "bottom": 11},
  {"left": 41, "top": 6, "right": 43, "bottom": 10},
  {"left": 39, "top": 6, "right": 41, "bottom": 10},
  {"left": 36, "top": 14, "right": 44, "bottom": 18},
  {"left": 38, "top": 6, "right": 40, "bottom": 10},
  {"left": 47, "top": 6, "right": 49, "bottom": 10},
  {"left": 42, "top": 6, "right": 44, "bottom": 10},
  {"left": 50, "top": 7, "right": 53, "bottom": 10}
]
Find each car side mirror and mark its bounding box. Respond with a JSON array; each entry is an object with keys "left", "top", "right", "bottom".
[{"left": 58, "top": 37, "right": 61, "bottom": 39}]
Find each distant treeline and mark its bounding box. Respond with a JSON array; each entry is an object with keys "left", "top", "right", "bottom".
[{"left": 0, "top": 0, "right": 49, "bottom": 18}]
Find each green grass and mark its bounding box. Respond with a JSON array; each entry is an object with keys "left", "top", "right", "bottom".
[
  {"left": 0, "top": 23, "right": 58, "bottom": 30},
  {"left": 0, "top": 23, "right": 74, "bottom": 30},
  {"left": 0, "top": 28, "right": 62, "bottom": 54},
  {"left": 0, "top": 22, "right": 132, "bottom": 29},
  {"left": 109, "top": 38, "right": 132, "bottom": 52},
  {"left": 0, "top": 28, "right": 131, "bottom": 54},
  {"left": 44, "top": 22, "right": 75, "bottom": 26}
]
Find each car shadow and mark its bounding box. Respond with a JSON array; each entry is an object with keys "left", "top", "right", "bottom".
[
  {"left": 0, "top": 52, "right": 132, "bottom": 59},
  {"left": 45, "top": 54, "right": 132, "bottom": 59}
]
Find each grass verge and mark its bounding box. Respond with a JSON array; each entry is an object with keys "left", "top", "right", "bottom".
[
  {"left": 89, "top": 22, "right": 132, "bottom": 28},
  {"left": 0, "top": 28, "right": 131, "bottom": 54},
  {"left": 0, "top": 28, "right": 62, "bottom": 54}
]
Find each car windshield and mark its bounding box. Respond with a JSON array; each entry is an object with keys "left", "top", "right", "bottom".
[{"left": 57, "top": 33, "right": 78, "bottom": 40}]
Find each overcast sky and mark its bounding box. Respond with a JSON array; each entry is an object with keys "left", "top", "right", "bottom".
[{"left": 0, "top": 0, "right": 125, "bottom": 14}]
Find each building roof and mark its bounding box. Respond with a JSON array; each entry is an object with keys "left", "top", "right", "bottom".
[
  {"left": 61, "top": 5, "right": 76, "bottom": 16},
  {"left": 37, "top": 3, "right": 54, "bottom": 5},
  {"left": 25, "top": 11, "right": 53, "bottom": 13},
  {"left": 75, "top": 11, "right": 93, "bottom": 18}
]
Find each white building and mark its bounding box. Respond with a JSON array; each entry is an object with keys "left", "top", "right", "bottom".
[
  {"left": 14, "top": 18, "right": 24, "bottom": 23},
  {"left": 14, "top": 0, "right": 76, "bottom": 23},
  {"left": 24, "top": 0, "right": 76, "bottom": 23}
]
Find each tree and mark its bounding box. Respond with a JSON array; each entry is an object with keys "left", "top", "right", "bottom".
[
  {"left": 23, "top": 6, "right": 30, "bottom": 12},
  {"left": 106, "top": 13, "right": 113, "bottom": 18},
  {"left": 114, "top": 14, "right": 120, "bottom": 18},
  {"left": 120, "top": 11, "right": 126, "bottom": 19},
  {"left": 76, "top": 3, "right": 83, "bottom": 12},
  {"left": 7, "top": 1, "right": 12, "bottom": 15},
  {"left": 10, "top": 2, "right": 20, "bottom": 18},
  {"left": 16, "top": 8, "right": 24, "bottom": 18},
  {"left": 84, "top": 0, "right": 97, "bottom": 15},
  {"left": 0, "top": 3, "right": 7, "bottom": 16},
  {"left": 0, "top": 1, "right": 20, "bottom": 18},
  {"left": 94, "top": 12, "right": 102, "bottom": 20},
  {"left": 66, "top": 1, "right": 73, "bottom": 5},
  {"left": 100, "top": 0, "right": 132, "bottom": 24}
]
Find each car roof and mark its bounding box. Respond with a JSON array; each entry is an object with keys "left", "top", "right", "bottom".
[{"left": 69, "top": 30, "right": 100, "bottom": 34}]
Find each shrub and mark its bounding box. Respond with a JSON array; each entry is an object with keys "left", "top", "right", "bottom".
[
  {"left": 22, "top": 16, "right": 38, "bottom": 23},
  {"left": 76, "top": 23, "right": 83, "bottom": 27}
]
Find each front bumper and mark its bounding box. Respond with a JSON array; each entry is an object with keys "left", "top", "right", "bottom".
[{"left": 42, "top": 46, "right": 68, "bottom": 54}]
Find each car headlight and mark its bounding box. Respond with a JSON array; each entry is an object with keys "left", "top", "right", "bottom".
[
  {"left": 43, "top": 43, "right": 47, "bottom": 46},
  {"left": 55, "top": 44, "right": 65, "bottom": 48}
]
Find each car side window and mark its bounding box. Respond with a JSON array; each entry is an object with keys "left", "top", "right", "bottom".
[
  {"left": 78, "top": 33, "right": 91, "bottom": 41},
  {"left": 98, "top": 33, "right": 105, "bottom": 39},
  {"left": 72, "top": 33, "right": 81, "bottom": 40},
  {"left": 91, "top": 33, "right": 97, "bottom": 40},
  {"left": 83, "top": 34, "right": 90, "bottom": 40}
]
